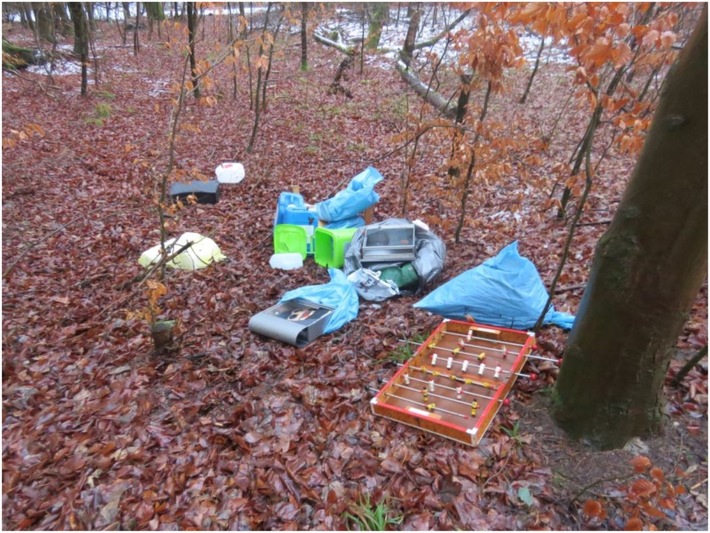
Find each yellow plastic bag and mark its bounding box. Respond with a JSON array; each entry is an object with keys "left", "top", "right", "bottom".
[{"left": 139, "top": 232, "right": 226, "bottom": 271}]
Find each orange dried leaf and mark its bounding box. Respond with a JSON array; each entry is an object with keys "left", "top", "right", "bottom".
[
  {"left": 649, "top": 466, "right": 665, "bottom": 481},
  {"left": 660, "top": 31, "right": 676, "bottom": 49},
  {"left": 582, "top": 499, "right": 604, "bottom": 518},
  {"left": 631, "top": 455, "right": 652, "bottom": 473},
  {"left": 642, "top": 29, "right": 659, "bottom": 47},
  {"left": 631, "top": 478, "right": 657, "bottom": 498},
  {"left": 624, "top": 517, "right": 644, "bottom": 530}
]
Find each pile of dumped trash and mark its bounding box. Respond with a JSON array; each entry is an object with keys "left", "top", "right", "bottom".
[{"left": 138, "top": 164, "right": 574, "bottom": 347}]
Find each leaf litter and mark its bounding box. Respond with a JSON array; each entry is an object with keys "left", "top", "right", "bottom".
[{"left": 2, "top": 8, "right": 707, "bottom": 531}]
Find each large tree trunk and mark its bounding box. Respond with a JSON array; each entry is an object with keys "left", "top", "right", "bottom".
[
  {"left": 365, "top": 3, "right": 388, "bottom": 50},
  {"left": 399, "top": 6, "right": 420, "bottom": 67},
  {"left": 552, "top": 7, "right": 708, "bottom": 450},
  {"left": 68, "top": 3, "right": 89, "bottom": 96},
  {"left": 32, "top": 3, "right": 55, "bottom": 43}
]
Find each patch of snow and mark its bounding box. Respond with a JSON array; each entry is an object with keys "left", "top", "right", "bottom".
[{"left": 26, "top": 59, "right": 83, "bottom": 77}]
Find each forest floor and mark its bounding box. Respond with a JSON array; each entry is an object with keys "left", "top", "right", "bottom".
[{"left": 2, "top": 10, "right": 707, "bottom": 531}]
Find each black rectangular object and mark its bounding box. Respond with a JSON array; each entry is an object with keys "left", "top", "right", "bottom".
[{"left": 169, "top": 180, "right": 220, "bottom": 205}]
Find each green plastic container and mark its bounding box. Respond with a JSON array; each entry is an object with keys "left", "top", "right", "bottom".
[
  {"left": 273, "top": 224, "right": 309, "bottom": 259},
  {"left": 379, "top": 263, "right": 419, "bottom": 289},
  {"left": 314, "top": 227, "right": 358, "bottom": 268}
]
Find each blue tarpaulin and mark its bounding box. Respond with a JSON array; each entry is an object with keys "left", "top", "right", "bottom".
[
  {"left": 414, "top": 241, "right": 575, "bottom": 330},
  {"left": 280, "top": 269, "right": 359, "bottom": 333}
]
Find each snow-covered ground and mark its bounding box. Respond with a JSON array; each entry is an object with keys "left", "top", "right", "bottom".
[{"left": 317, "top": 7, "right": 573, "bottom": 69}]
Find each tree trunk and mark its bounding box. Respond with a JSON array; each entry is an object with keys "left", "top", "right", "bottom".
[
  {"left": 366, "top": 3, "right": 388, "bottom": 50},
  {"left": 133, "top": 2, "right": 141, "bottom": 55},
  {"left": 557, "top": 62, "right": 626, "bottom": 219},
  {"left": 187, "top": 2, "right": 200, "bottom": 99},
  {"left": 300, "top": 2, "right": 308, "bottom": 70},
  {"left": 32, "top": 3, "right": 55, "bottom": 43},
  {"left": 400, "top": 6, "right": 420, "bottom": 67},
  {"left": 68, "top": 3, "right": 89, "bottom": 96},
  {"left": 447, "top": 74, "right": 473, "bottom": 179},
  {"left": 247, "top": 2, "right": 272, "bottom": 153},
  {"left": 54, "top": 3, "right": 73, "bottom": 37},
  {"left": 20, "top": 4, "right": 35, "bottom": 31},
  {"left": 395, "top": 61, "right": 456, "bottom": 119},
  {"left": 552, "top": 8, "right": 708, "bottom": 450},
  {"left": 519, "top": 36, "right": 544, "bottom": 104}
]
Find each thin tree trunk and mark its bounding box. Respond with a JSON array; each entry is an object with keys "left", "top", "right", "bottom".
[
  {"left": 133, "top": 2, "right": 141, "bottom": 55},
  {"left": 247, "top": 2, "right": 272, "bottom": 153},
  {"left": 187, "top": 2, "right": 200, "bottom": 99},
  {"left": 454, "top": 80, "right": 492, "bottom": 243},
  {"left": 261, "top": 10, "right": 282, "bottom": 111},
  {"left": 454, "top": 150, "right": 477, "bottom": 243},
  {"left": 300, "top": 2, "right": 308, "bottom": 70},
  {"left": 553, "top": 7, "right": 708, "bottom": 450},
  {"left": 558, "top": 62, "right": 627, "bottom": 218},
  {"left": 520, "top": 36, "right": 545, "bottom": 104},
  {"left": 672, "top": 345, "right": 708, "bottom": 387},
  {"left": 447, "top": 74, "right": 474, "bottom": 179},
  {"left": 239, "top": 2, "right": 253, "bottom": 109}
]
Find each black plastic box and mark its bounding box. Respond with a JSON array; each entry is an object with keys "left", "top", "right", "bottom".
[{"left": 169, "top": 180, "right": 220, "bottom": 204}]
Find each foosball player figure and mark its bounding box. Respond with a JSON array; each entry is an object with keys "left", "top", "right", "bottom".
[
  {"left": 477, "top": 352, "right": 486, "bottom": 361},
  {"left": 422, "top": 387, "right": 429, "bottom": 402},
  {"left": 470, "top": 400, "right": 479, "bottom": 417},
  {"left": 426, "top": 403, "right": 436, "bottom": 411},
  {"left": 456, "top": 386, "right": 463, "bottom": 400}
]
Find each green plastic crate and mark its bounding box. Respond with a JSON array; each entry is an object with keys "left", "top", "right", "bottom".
[
  {"left": 314, "top": 227, "right": 358, "bottom": 268},
  {"left": 274, "top": 224, "right": 309, "bottom": 259}
]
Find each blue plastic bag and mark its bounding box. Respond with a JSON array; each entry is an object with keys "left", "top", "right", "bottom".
[
  {"left": 414, "top": 241, "right": 575, "bottom": 330},
  {"left": 315, "top": 167, "right": 384, "bottom": 222},
  {"left": 323, "top": 216, "right": 365, "bottom": 230},
  {"left": 280, "top": 269, "right": 359, "bottom": 333}
]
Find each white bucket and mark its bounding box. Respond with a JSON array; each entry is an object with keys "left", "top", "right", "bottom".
[{"left": 216, "top": 162, "right": 245, "bottom": 184}]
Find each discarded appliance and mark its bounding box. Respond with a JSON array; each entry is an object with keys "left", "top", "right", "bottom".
[
  {"left": 371, "top": 320, "right": 535, "bottom": 447},
  {"left": 249, "top": 298, "right": 334, "bottom": 348},
  {"left": 215, "top": 162, "right": 245, "bottom": 184},
  {"left": 344, "top": 218, "right": 446, "bottom": 297},
  {"left": 138, "top": 232, "right": 226, "bottom": 271},
  {"left": 414, "top": 241, "right": 575, "bottom": 329},
  {"left": 249, "top": 269, "right": 359, "bottom": 346},
  {"left": 361, "top": 223, "right": 416, "bottom": 263},
  {"left": 169, "top": 180, "right": 220, "bottom": 204}
]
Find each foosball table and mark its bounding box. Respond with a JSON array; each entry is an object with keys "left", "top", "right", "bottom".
[{"left": 371, "top": 319, "right": 537, "bottom": 446}]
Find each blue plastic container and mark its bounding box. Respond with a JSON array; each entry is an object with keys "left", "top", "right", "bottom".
[{"left": 274, "top": 192, "right": 319, "bottom": 254}]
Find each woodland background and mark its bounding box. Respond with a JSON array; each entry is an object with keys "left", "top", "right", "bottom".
[{"left": 2, "top": 2, "right": 707, "bottom": 530}]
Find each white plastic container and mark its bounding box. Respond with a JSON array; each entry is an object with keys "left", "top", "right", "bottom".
[
  {"left": 269, "top": 253, "right": 303, "bottom": 270},
  {"left": 215, "top": 162, "right": 245, "bottom": 184}
]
